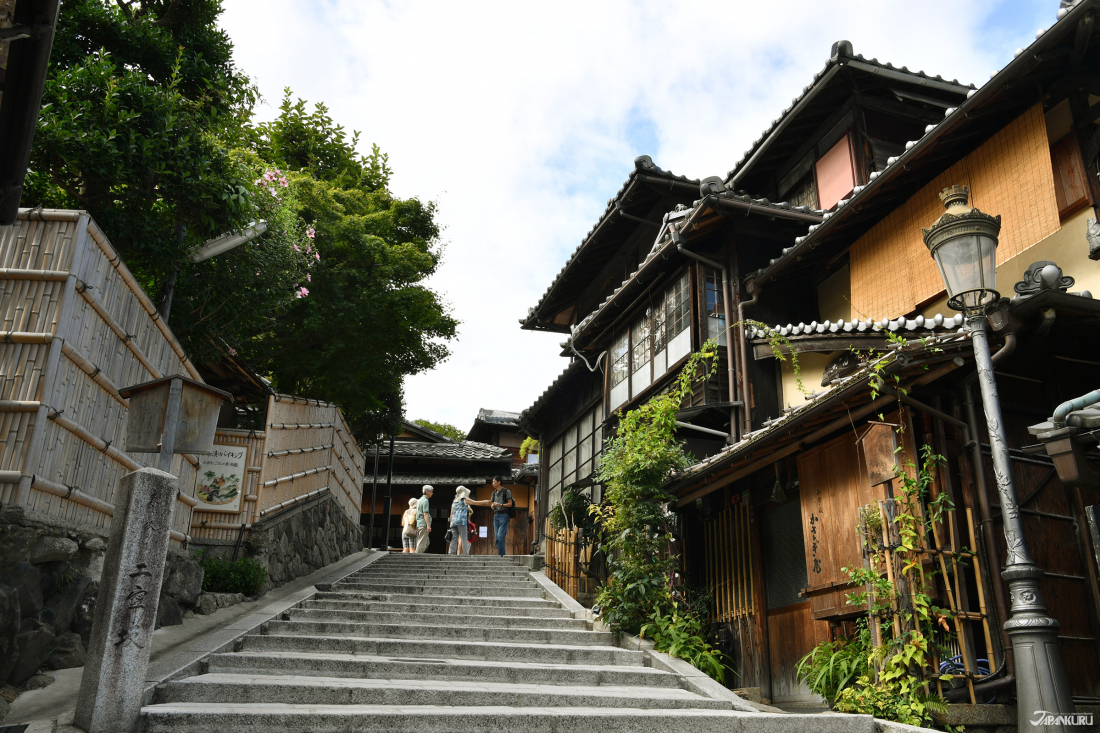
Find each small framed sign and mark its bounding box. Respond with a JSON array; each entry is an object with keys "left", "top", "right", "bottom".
[
  {"left": 479, "top": 525, "right": 488, "bottom": 538},
  {"left": 194, "top": 444, "right": 248, "bottom": 513}
]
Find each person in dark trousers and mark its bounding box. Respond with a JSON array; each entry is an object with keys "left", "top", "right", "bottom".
[{"left": 489, "top": 476, "right": 514, "bottom": 556}]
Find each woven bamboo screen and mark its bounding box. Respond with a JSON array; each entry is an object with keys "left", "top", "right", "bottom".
[
  {"left": 259, "top": 394, "right": 364, "bottom": 523},
  {"left": 704, "top": 501, "right": 754, "bottom": 622},
  {"left": 0, "top": 210, "right": 203, "bottom": 545}
]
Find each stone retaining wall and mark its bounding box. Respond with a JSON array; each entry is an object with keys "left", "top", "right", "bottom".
[
  {"left": 191, "top": 491, "right": 363, "bottom": 591},
  {"left": 0, "top": 505, "right": 203, "bottom": 696}
]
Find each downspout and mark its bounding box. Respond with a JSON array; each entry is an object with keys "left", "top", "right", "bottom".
[
  {"left": 960, "top": 331, "right": 1017, "bottom": 678},
  {"left": 737, "top": 280, "right": 760, "bottom": 436},
  {"left": 675, "top": 235, "right": 739, "bottom": 442}
]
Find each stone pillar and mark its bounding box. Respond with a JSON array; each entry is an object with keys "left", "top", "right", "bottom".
[{"left": 74, "top": 468, "right": 177, "bottom": 733}]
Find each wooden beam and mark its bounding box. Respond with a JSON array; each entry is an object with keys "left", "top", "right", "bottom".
[{"left": 1072, "top": 13, "right": 1095, "bottom": 68}]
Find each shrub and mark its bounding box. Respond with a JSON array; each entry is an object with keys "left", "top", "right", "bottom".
[
  {"left": 199, "top": 555, "right": 268, "bottom": 595},
  {"left": 549, "top": 488, "right": 597, "bottom": 532},
  {"left": 641, "top": 602, "right": 732, "bottom": 683},
  {"left": 795, "top": 621, "right": 871, "bottom": 705}
]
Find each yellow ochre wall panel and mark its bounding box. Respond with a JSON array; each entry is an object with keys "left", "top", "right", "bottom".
[{"left": 850, "top": 103, "right": 1060, "bottom": 319}]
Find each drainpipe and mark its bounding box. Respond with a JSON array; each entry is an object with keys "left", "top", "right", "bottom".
[
  {"left": 961, "top": 331, "right": 1017, "bottom": 677},
  {"left": 737, "top": 281, "right": 760, "bottom": 436},
  {"left": 675, "top": 237, "right": 739, "bottom": 442}
]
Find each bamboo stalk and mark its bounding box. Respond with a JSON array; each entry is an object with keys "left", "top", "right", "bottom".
[
  {"left": 60, "top": 342, "right": 127, "bottom": 407},
  {"left": 0, "top": 400, "right": 40, "bottom": 411},
  {"left": 268, "top": 422, "right": 337, "bottom": 430},
  {"left": 0, "top": 331, "right": 53, "bottom": 343},
  {"left": 932, "top": 511, "right": 976, "bottom": 703},
  {"left": 879, "top": 501, "right": 904, "bottom": 639},
  {"left": 84, "top": 223, "right": 201, "bottom": 380},
  {"left": 0, "top": 269, "right": 68, "bottom": 281},
  {"left": 966, "top": 508, "right": 996, "bottom": 674},
  {"left": 261, "top": 465, "right": 331, "bottom": 488},
  {"left": 47, "top": 411, "right": 139, "bottom": 471},
  {"left": 76, "top": 282, "right": 161, "bottom": 379},
  {"left": 30, "top": 474, "right": 114, "bottom": 516}
]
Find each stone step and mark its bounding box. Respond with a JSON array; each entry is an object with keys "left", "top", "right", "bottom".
[
  {"left": 307, "top": 595, "right": 571, "bottom": 617},
  {"left": 297, "top": 602, "right": 583, "bottom": 626},
  {"left": 206, "top": 650, "right": 679, "bottom": 688},
  {"left": 346, "top": 569, "right": 533, "bottom": 579},
  {"left": 312, "top": 590, "right": 561, "bottom": 609},
  {"left": 275, "top": 614, "right": 603, "bottom": 644},
  {"left": 374, "top": 557, "right": 526, "bottom": 565},
  {"left": 159, "top": 673, "right": 729, "bottom": 709},
  {"left": 242, "top": 633, "right": 643, "bottom": 666},
  {"left": 331, "top": 582, "right": 545, "bottom": 598},
  {"left": 142, "top": 703, "right": 872, "bottom": 733},
  {"left": 339, "top": 576, "right": 537, "bottom": 589}
]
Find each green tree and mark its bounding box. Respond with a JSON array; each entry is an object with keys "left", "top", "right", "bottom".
[
  {"left": 23, "top": 0, "right": 256, "bottom": 293},
  {"left": 413, "top": 420, "right": 466, "bottom": 442}
]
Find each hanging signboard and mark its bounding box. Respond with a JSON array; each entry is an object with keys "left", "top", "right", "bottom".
[{"left": 194, "top": 443, "right": 248, "bottom": 513}]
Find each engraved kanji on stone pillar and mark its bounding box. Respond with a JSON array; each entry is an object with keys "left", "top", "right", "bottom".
[{"left": 74, "top": 468, "right": 178, "bottom": 733}]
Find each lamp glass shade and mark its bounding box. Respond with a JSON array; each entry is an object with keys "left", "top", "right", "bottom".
[{"left": 931, "top": 232, "right": 997, "bottom": 307}]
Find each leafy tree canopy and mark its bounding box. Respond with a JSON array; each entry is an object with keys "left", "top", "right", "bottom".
[
  {"left": 412, "top": 420, "right": 467, "bottom": 443},
  {"left": 22, "top": 1, "right": 457, "bottom": 443}
]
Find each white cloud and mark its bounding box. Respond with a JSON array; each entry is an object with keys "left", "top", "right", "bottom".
[{"left": 220, "top": 0, "right": 1057, "bottom": 430}]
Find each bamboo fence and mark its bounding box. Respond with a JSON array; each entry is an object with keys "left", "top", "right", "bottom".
[
  {"left": 1, "top": 210, "right": 367, "bottom": 548},
  {"left": 543, "top": 517, "right": 595, "bottom": 599},
  {"left": 189, "top": 394, "right": 365, "bottom": 540},
  {"left": 703, "top": 501, "right": 754, "bottom": 622},
  {"left": 0, "top": 210, "right": 202, "bottom": 545}
]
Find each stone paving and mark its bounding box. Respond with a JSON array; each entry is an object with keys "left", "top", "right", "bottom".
[{"left": 139, "top": 553, "right": 877, "bottom": 732}]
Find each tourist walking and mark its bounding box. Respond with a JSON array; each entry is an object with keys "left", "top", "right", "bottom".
[
  {"left": 490, "top": 476, "right": 514, "bottom": 556},
  {"left": 415, "top": 485, "right": 433, "bottom": 553},
  {"left": 400, "top": 498, "right": 418, "bottom": 553},
  {"left": 448, "top": 486, "right": 491, "bottom": 555}
]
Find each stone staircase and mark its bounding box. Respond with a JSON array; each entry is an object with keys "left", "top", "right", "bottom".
[{"left": 140, "top": 553, "right": 873, "bottom": 732}]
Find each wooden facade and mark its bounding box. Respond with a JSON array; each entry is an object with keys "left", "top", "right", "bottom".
[{"left": 522, "top": 15, "right": 1100, "bottom": 708}]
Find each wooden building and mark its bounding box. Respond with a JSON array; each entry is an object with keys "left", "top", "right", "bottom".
[
  {"left": 523, "top": 9, "right": 1100, "bottom": 708},
  {"left": 363, "top": 420, "right": 533, "bottom": 554}
]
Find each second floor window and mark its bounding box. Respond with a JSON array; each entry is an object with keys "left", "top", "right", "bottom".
[
  {"left": 705, "top": 268, "right": 726, "bottom": 346},
  {"left": 609, "top": 270, "right": 692, "bottom": 411}
]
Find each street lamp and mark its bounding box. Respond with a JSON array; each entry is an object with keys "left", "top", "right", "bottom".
[{"left": 924, "top": 186, "right": 1075, "bottom": 726}]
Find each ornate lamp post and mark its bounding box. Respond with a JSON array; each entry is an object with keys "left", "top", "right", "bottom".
[{"left": 924, "top": 186, "right": 1075, "bottom": 729}]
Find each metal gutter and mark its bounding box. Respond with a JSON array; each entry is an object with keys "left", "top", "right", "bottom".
[{"left": 710, "top": 195, "right": 824, "bottom": 224}]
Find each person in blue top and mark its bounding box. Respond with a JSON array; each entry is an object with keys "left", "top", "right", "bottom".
[{"left": 448, "top": 486, "right": 491, "bottom": 555}]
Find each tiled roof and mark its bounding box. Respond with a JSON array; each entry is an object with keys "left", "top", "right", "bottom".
[
  {"left": 723, "top": 40, "right": 973, "bottom": 187},
  {"left": 669, "top": 332, "right": 972, "bottom": 487},
  {"left": 379, "top": 475, "right": 495, "bottom": 486},
  {"left": 475, "top": 408, "right": 520, "bottom": 426},
  {"left": 742, "top": 2, "right": 1085, "bottom": 288},
  {"left": 522, "top": 156, "right": 699, "bottom": 330},
  {"left": 748, "top": 312, "right": 967, "bottom": 339},
  {"left": 389, "top": 440, "right": 512, "bottom": 461},
  {"left": 567, "top": 192, "right": 822, "bottom": 347}
]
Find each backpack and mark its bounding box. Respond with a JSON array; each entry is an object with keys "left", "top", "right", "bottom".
[{"left": 495, "top": 488, "right": 517, "bottom": 519}]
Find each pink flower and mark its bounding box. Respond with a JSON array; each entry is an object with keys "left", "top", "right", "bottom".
[
  {"left": 296, "top": 286, "right": 309, "bottom": 298},
  {"left": 293, "top": 244, "right": 300, "bottom": 252},
  {"left": 228, "top": 347, "right": 237, "bottom": 356},
  {"left": 306, "top": 272, "right": 311, "bottom": 282},
  {"left": 279, "top": 177, "right": 288, "bottom": 187},
  {"left": 306, "top": 227, "right": 315, "bottom": 239},
  {"left": 314, "top": 252, "right": 320, "bottom": 261}
]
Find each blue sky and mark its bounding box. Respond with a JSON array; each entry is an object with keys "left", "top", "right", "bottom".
[{"left": 221, "top": 0, "right": 1066, "bottom": 430}]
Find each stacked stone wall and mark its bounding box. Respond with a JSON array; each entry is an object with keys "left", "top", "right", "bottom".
[{"left": 192, "top": 492, "right": 363, "bottom": 591}]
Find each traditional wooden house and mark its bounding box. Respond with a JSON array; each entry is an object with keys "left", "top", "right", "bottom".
[
  {"left": 523, "top": 4, "right": 1100, "bottom": 712},
  {"left": 364, "top": 420, "right": 527, "bottom": 554}
]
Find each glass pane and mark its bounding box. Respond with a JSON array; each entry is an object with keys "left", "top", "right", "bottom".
[
  {"left": 611, "top": 331, "right": 629, "bottom": 387},
  {"left": 652, "top": 293, "right": 667, "bottom": 354},
  {"left": 549, "top": 436, "right": 563, "bottom": 464},
  {"left": 934, "top": 235, "right": 989, "bottom": 297},
  {"left": 668, "top": 272, "right": 690, "bottom": 337},
  {"left": 549, "top": 460, "right": 561, "bottom": 493},
  {"left": 631, "top": 313, "right": 651, "bottom": 368},
  {"left": 563, "top": 445, "right": 576, "bottom": 486}
]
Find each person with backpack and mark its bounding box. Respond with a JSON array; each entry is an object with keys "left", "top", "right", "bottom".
[
  {"left": 489, "top": 476, "right": 515, "bottom": 556},
  {"left": 400, "top": 498, "right": 418, "bottom": 553},
  {"left": 447, "top": 486, "right": 491, "bottom": 555}
]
